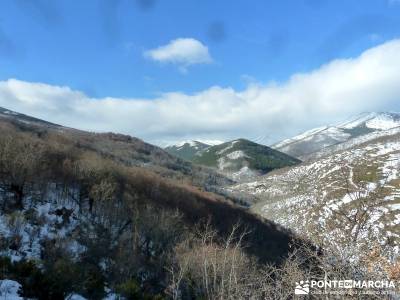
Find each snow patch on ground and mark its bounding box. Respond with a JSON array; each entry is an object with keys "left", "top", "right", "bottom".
[
  {"left": 217, "top": 157, "right": 232, "bottom": 170},
  {"left": 216, "top": 140, "right": 241, "bottom": 155},
  {"left": 231, "top": 166, "right": 258, "bottom": 181},
  {"left": 366, "top": 114, "right": 400, "bottom": 130},
  {"left": 3, "top": 110, "right": 19, "bottom": 116},
  {"left": 338, "top": 112, "right": 378, "bottom": 129},
  {"left": 66, "top": 294, "right": 88, "bottom": 300},
  {"left": 0, "top": 188, "right": 85, "bottom": 262},
  {"left": 0, "top": 280, "right": 22, "bottom": 299},
  {"left": 274, "top": 126, "right": 328, "bottom": 148},
  {"left": 198, "top": 139, "right": 224, "bottom": 146},
  {"left": 174, "top": 140, "right": 199, "bottom": 148},
  {"left": 226, "top": 150, "right": 248, "bottom": 160}
]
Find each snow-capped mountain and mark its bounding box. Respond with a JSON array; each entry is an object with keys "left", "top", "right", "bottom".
[
  {"left": 192, "top": 139, "right": 300, "bottom": 181},
  {"left": 273, "top": 112, "right": 400, "bottom": 160},
  {"left": 227, "top": 128, "right": 400, "bottom": 258}
]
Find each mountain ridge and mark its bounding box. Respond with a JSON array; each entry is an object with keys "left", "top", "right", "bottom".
[
  {"left": 192, "top": 138, "right": 301, "bottom": 181},
  {"left": 165, "top": 140, "right": 211, "bottom": 161},
  {"left": 273, "top": 112, "right": 400, "bottom": 159},
  {"left": 227, "top": 125, "right": 400, "bottom": 260}
]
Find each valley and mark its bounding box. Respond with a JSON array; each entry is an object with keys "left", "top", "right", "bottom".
[
  {"left": 0, "top": 107, "right": 303, "bottom": 299},
  {"left": 1, "top": 107, "right": 400, "bottom": 299},
  {"left": 3, "top": 2, "right": 400, "bottom": 298},
  {"left": 166, "top": 138, "right": 300, "bottom": 181}
]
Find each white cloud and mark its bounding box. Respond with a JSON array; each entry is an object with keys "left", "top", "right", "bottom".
[
  {"left": 1, "top": 39, "right": 400, "bottom": 146},
  {"left": 144, "top": 38, "right": 212, "bottom": 71}
]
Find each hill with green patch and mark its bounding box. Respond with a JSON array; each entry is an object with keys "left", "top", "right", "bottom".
[
  {"left": 165, "top": 140, "right": 210, "bottom": 161},
  {"left": 192, "top": 139, "right": 300, "bottom": 181}
]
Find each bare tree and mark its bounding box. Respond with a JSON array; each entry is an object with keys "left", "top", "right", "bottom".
[
  {"left": 0, "top": 132, "right": 46, "bottom": 209},
  {"left": 166, "top": 222, "right": 273, "bottom": 300}
]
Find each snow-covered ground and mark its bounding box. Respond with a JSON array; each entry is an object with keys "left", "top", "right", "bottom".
[
  {"left": 226, "top": 150, "right": 248, "bottom": 160},
  {"left": 228, "top": 130, "right": 400, "bottom": 258},
  {"left": 302, "top": 126, "right": 400, "bottom": 161},
  {"left": 0, "top": 186, "right": 123, "bottom": 300},
  {"left": 216, "top": 140, "right": 239, "bottom": 155},
  {"left": 273, "top": 112, "right": 400, "bottom": 159},
  {"left": 167, "top": 139, "right": 223, "bottom": 148},
  {"left": 0, "top": 280, "right": 23, "bottom": 299},
  {"left": 273, "top": 126, "right": 329, "bottom": 148},
  {"left": 0, "top": 188, "right": 85, "bottom": 262}
]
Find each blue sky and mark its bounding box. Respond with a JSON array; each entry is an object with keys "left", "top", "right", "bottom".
[
  {"left": 1, "top": 0, "right": 400, "bottom": 98},
  {"left": 1, "top": 0, "right": 400, "bottom": 144}
]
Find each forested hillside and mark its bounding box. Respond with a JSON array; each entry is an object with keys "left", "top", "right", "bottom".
[{"left": 0, "top": 110, "right": 302, "bottom": 299}]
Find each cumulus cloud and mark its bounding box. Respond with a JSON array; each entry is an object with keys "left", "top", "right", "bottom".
[
  {"left": 1, "top": 40, "right": 400, "bottom": 146},
  {"left": 144, "top": 38, "right": 212, "bottom": 71}
]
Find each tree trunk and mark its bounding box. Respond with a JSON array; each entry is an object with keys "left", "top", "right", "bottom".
[{"left": 10, "top": 183, "right": 24, "bottom": 210}]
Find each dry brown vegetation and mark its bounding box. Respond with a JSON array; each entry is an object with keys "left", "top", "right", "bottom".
[{"left": 0, "top": 118, "right": 305, "bottom": 298}]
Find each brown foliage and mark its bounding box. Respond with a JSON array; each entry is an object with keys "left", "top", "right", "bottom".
[{"left": 0, "top": 119, "right": 301, "bottom": 267}]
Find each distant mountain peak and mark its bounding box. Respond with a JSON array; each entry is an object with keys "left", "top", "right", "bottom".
[
  {"left": 337, "top": 112, "right": 400, "bottom": 130},
  {"left": 167, "top": 139, "right": 224, "bottom": 148},
  {"left": 192, "top": 138, "right": 300, "bottom": 181},
  {"left": 166, "top": 137, "right": 300, "bottom": 181},
  {"left": 174, "top": 140, "right": 208, "bottom": 148},
  {"left": 165, "top": 140, "right": 212, "bottom": 161},
  {"left": 273, "top": 111, "right": 400, "bottom": 159}
]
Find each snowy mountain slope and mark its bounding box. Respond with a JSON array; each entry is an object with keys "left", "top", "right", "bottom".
[
  {"left": 301, "top": 126, "right": 400, "bottom": 161},
  {"left": 192, "top": 139, "right": 301, "bottom": 181},
  {"left": 227, "top": 129, "right": 400, "bottom": 257},
  {"left": 0, "top": 107, "right": 62, "bottom": 128},
  {"left": 273, "top": 112, "right": 400, "bottom": 159}
]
